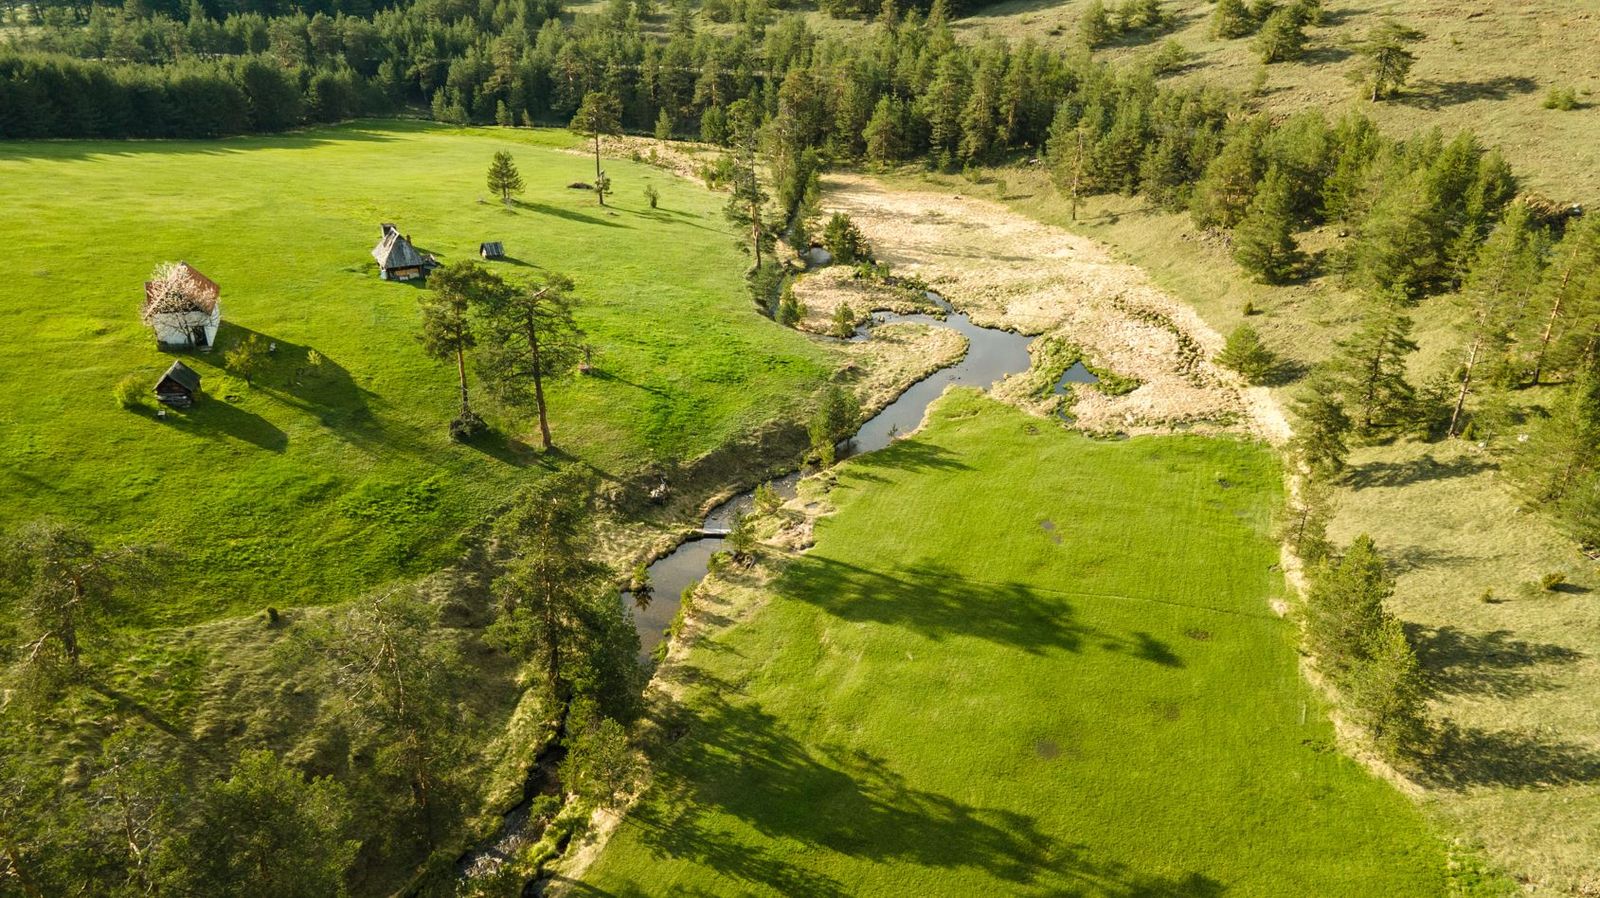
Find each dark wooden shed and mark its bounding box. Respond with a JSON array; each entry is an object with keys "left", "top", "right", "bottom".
[
  {"left": 154, "top": 360, "right": 201, "bottom": 407},
  {"left": 479, "top": 241, "right": 505, "bottom": 260}
]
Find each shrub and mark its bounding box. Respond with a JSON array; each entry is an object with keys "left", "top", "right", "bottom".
[
  {"left": 449, "top": 410, "right": 487, "bottom": 442},
  {"left": 114, "top": 373, "right": 146, "bottom": 410},
  {"left": 777, "top": 283, "right": 804, "bottom": 326},
  {"left": 1216, "top": 324, "right": 1278, "bottom": 384},
  {"left": 823, "top": 212, "right": 873, "bottom": 265},
  {"left": 644, "top": 183, "right": 660, "bottom": 208},
  {"left": 830, "top": 303, "right": 857, "bottom": 338},
  {"left": 1540, "top": 571, "right": 1566, "bottom": 591},
  {"left": 1150, "top": 39, "right": 1190, "bottom": 75},
  {"left": 753, "top": 482, "right": 782, "bottom": 515},
  {"left": 1543, "top": 87, "right": 1578, "bottom": 111}
]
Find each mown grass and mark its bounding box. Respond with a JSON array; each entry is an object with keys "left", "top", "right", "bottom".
[
  {"left": 0, "top": 121, "right": 834, "bottom": 626},
  {"left": 579, "top": 391, "right": 1453, "bottom": 897}
]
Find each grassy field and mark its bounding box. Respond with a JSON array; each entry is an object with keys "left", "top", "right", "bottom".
[
  {"left": 948, "top": 0, "right": 1600, "bottom": 203},
  {"left": 886, "top": 161, "right": 1600, "bottom": 889},
  {"left": 0, "top": 121, "right": 834, "bottom": 625},
  {"left": 576, "top": 391, "right": 1455, "bottom": 896}
]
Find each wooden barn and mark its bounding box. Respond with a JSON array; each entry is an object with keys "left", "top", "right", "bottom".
[
  {"left": 154, "top": 360, "right": 202, "bottom": 407},
  {"left": 372, "top": 224, "right": 430, "bottom": 281},
  {"left": 479, "top": 241, "right": 505, "bottom": 260},
  {"left": 143, "top": 262, "right": 221, "bottom": 350}
]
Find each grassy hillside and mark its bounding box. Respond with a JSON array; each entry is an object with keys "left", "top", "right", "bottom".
[
  {"left": 0, "top": 122, "right": 834, "bottom": 625},
  {"left": 578, "top": 392, "right": 1456, "bottom": 896},
  {"left": 951, "top": 0, "right": 1600, "bottom": 202},
  {"left": 898, "top": 160, "right": 1600, "bottom": 890}
]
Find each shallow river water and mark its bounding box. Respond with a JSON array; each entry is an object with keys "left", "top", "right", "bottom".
[{"left": 627, "top": 294, "right": 1036, "bottom": 660}]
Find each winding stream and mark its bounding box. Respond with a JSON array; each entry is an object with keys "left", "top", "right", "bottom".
[
  {"left": 627, "top": 294, "right": 1035, "bottom": 660},
  {"left": 458, "top": 293, "right": 1043, "bottom": 887}
]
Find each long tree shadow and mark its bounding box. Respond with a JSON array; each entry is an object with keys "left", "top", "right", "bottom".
[
  {"left": 587, "top": 689, "right": 1223, "bottom": 897},
  {"left": 838, "top": 438, "right": 974, "bottom": 476},
  {"left": 779, "top": 555, "right": 1184, "bottom": 665},
  {"left": 514, "top": 200, "right": 629, "bottom": 228},
  {"left": 171, "top": 390, "right": 288, "bottom": 452},
  {"left": 203, "top": 324, "right": 452, "bottom": 463},
  {"left": 1426, "top": 724, "right": 1600, "bottom": 789},
  {"left": 1408, "top": 624, "right": 1584, "bottom": 699},
  {"left": 1398, "top": 76, "right": 1539, "bottom": 110},
  {"left": 1345, "top": 454, "right": 1494, "bottom": 490}
]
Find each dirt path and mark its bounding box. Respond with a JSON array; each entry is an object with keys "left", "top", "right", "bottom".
[{"left": 817, "top": 174, "right": 1293, "bottom": 443}]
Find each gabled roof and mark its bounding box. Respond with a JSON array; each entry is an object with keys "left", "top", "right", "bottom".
[
  {"left": 373, "top": 230, "right": 426, "bottom": 269},
  {"left": 480, "top": 241, "right": 505, "bottom": 256},
  {"left": 157, "top": 360, "right": 202, "bottom": 393},
  {"left": 144, "top": 262, "right": 220, "bottom": 314}
]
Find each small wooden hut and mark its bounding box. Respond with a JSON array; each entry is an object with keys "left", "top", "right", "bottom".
[
  {"left": 154, "top": 360, "right": 202, "bottom": 407},
  {"left": 372, "top": 224, "right": 429, "bottom": 281},
  {"left": 479, "top": 241, "right": 505, "bottom": 260}
]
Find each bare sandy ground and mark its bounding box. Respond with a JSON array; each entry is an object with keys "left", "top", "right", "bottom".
[{"left": 819, "top": 174, "right": 1293, "bottom": 444}]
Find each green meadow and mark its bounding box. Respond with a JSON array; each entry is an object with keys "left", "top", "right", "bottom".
[
  {"left": 578, "top": 391, "right": 1452, "bottom": 897},
  {"left": 0, "top": 122, "right": 833, "bottom": 625}
]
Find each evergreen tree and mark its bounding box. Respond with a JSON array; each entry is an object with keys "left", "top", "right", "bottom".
[
  {"left": 1190, "top": 120, "right": 1266, "bottom": 230},
  {"left": 474, "top": 271, "right": 585, "bottom": 450},
  {"left": 823, "top": 211, "right": 872, "bottom": 264},
  {"left": 0, "top": 521, "right": 153, "bottom": 700},
  {"left": 1254, "top": 6, "right": 1306, "bottom": 63},
  {"left": 1327, "top": 295, "right": 1418, "bottom": 436},
  {"left": 1211, "top": 0, "right": 1255, "bottom": 38},
  {"left": 419, "top": 261, "right": 496, "bottom": 440},
  {"left": 1348, "top": 616, "right": 1431, "bottom": 760},
  {"left": 1507, "top": 364, "right": 1600, "bottom": 506},
  {"left": 724, "top": 148, "right": 772, "bottom": 268},
  {"left": 161, "top": 751, "right": 356, "bottom": 898},
  {"left": 225, "top": 333, "right": 270, "bottom": 386},
  {"left": 1079, "top": 0, "right": 1111, "bottom": 47},
  {"left": 486, "top": 150, "right": 524, "bottom": 203},
  {"left": 654, "top": 107, "right": 672, "bottom": 141},
  {"left": 569, "top": 90, "right": 621, "bottom": 206},
  {"left": 1525, "top": 214, "right": 1600, "bottom": 384},
  {"left": 292, "top": 590, "right": 467, "bottom": 847},
  {"left": 1447, "top": 204, "right": 1544, "bottom": 437},
  {"left": 1216, "top": 324, "right": 1278, "bottom": 384},
  {"left": 1353, "top": 20, "right": 1424, "bottom": 101},
  {"left": 863, "top": 95, "right": 903, "bottom": 167},
  {"left": 1233, "top": 166, "right": 1303, "bottom": 283},
  {"left": 809, "top": 383, "right": 861, "bottom": 466},
  {"left": 1304, "top": 534, "right": 1391, "bottom": 677},
  {"left": 487, "top": 472, "right": 628, "bottom": 711},
  {"left": 1292, "top": 379, "right": 1352, "bottom": 478}
]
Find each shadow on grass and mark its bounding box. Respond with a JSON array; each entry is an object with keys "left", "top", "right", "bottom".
[
  {"left": 1409, "top": 624, "right": 1584, "bottom": 699},
  {"left": 1398, "top": 75, "right": 1539, "bottom": 110},
  {"left": 1427, "top": 723, "right": 1600, "bottom": 789},
  {"left": 1345, "top": 454, "right": 1494, "bottom": 490},
  {"left": 556, "top": 688, "right": 1223, "bottom": 897},
  {"left": 780, "top": 555, "right": 1184, "bottom": 666},
  {"left": 839, "top": 439, "right": 973, "bottom": 479},
  {"left": 0, "top": 122, "right": 402, "bottom": 162},
  {"left": 202, "top": 323, "right": 450, "bottom": 464},
  {"left": 177, "top": 392, "right": 288, "bottom": 452},
  {"left": 513, "top": 200, "right": 629, "bottom": 228}
]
